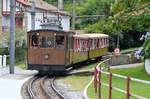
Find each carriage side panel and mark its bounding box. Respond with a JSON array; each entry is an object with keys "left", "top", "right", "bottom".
[{"left": 27, "top": 30, "right": 66, "bottom": 71}]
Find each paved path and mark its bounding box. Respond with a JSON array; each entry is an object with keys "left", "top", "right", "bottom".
[
  {"left": 110, "top": 63, "right": 144, "bottom": 69},
  {"left": 0, "top": 66, "right": 38, "bottom": 99}
]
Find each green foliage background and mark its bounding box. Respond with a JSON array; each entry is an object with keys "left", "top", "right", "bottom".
[
  {"left": 0, "top": 0, "right": 148, "bottom": 67},
  {"left": 0, "top": 29, "right": 27, "bottom": 65},
  {"left": 43, "top": 0, "right": 150, "bottom": 50},
  {"left": 143, "top": 37, "right": 150, "bottom": 59}
]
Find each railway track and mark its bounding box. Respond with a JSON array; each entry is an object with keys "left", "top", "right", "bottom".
[
  {"left": 27, "top": 76, "right": 65, "bottom": 99},
  {"left": 21, "top": 69, "right": 94, "bottom": 99},
  {"left": 27, "top": 77, "right": 37, "bottom": 99}
]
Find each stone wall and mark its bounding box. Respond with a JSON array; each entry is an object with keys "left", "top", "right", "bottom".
[{"left": 103, "top": 53, "right": 142, "bottom": 66}]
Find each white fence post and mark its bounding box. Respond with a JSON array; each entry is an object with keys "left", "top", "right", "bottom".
[
  {"left": 0, "top": 55, "right": 2, "bottom": 67},
  {"left": 2, "top": 55, "right": 7, "bottom": 67}
]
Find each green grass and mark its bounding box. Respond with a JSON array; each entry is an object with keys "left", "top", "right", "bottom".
[
  {"left": 61, "top": 62, "right": 97, "bottom": 91},
  {"left": 1, "top": 47, "right": 27, "bottom": 69},
  {"left": 17, "top": 63, "right": 27, "bottom": 69},
  {"left": 87, "top": 82, "right": 126, "bottom": 99},
  {"left": 16, "top": 48, "right": 27, "bottom": 69},
  {"left": 62, "top": 75, "right": 92, "bottom": 91},
  {"left": 111, "top": 65, "right": 150, "bottom": 81},
  {"left": 87, "top": 65, "right": 150, "bottom": 99},
  {"left": 61, "top": 62, "right": 150, "bottom": 99}
]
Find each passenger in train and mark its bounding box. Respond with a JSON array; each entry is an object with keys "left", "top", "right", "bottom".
[
  {"left": 32, "top": 35, "right": 38, "bottom": 46},
  {"left": 56, "top": 36, "right": 65, "bottom": 49}
]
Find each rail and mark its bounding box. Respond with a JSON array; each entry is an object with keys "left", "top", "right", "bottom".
[
  {"left": 27, "top": 77, "right": 38, "bottom": 99},
  {"left": 51, "top": 77, "right": 66, "bottom": 99},
  {"left": 27, "top": 76, "right": 65, "bottom": 99},
  {"left": 40, "top": 76, "right": 51, "bottom": 98},
  {"left": 93, "top": 59, "right": 150, "bottom": 99}
]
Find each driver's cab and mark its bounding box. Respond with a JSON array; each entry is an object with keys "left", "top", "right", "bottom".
[
  {"left": 27, "top": 30, "right": 67, "bottom": 68},
  {"left": 30, "top": 32, "right": 65, "bottom": 49}
]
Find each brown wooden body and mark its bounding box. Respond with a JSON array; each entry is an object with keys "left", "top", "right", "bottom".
[
  {"left": 27, "top": 29, "right": 109, "bottom": 72},
  {"left": 27, "top": 30, "right": 70, "bottom": 72}
]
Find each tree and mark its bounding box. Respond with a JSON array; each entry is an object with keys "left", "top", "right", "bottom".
[
  {"left": 83, "top": 0, "right": 150, "bottom": 49},
  {"left": 45, "top": 0, "right": 150, "bottom": 50}
]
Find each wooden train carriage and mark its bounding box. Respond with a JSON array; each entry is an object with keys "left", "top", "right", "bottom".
[
  {"left": 27, "top": 29, "right": 74, "bottom": 72},
  {"left": 70, "top": 33, "right": 109, "bottom": 64},
  {"left": 86, "top": 34, "right": 109, "bottom": 59},
  {"left": 27, "top": 29, "right": 109, "bottom": 72}
]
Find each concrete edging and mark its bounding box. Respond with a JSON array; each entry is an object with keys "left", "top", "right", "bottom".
[{"left": 84, "top": 76, "right": 94, "bottom": 99}]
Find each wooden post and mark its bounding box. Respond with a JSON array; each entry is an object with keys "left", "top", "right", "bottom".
[
  {"left": 126, "top": 77, "right": 130, "bottom": 99},
  {"left": 98, "top": 70, "right": 101, "bottom": 99},
  {"left": 108, "top": 64, "right": 110, "bottom": 72},
  {"left": 94, "top": 67, "right": 98, "bottom": 93},
  {"left": 109, "top": 73, "right": 112, "bottom": 99}
]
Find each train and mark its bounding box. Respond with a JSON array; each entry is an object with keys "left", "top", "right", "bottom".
[
  {"left": 27, "top": 20, "right": 109, "bottom": 73},
  {"left": 27, "top": 29, "right": 109, "bottom": 73}
]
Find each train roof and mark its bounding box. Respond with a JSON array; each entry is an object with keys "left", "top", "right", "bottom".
[
  {"left": 27, "top": 29, "right": 75, "bottom": 34},
  {"left": 73, "top": 33, "right": 109, "bottom": 38},
  {"left": 27, "top": 29, "right": 109, "bottom": 39}
]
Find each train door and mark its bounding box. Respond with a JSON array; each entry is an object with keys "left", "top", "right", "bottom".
[{"left": 54, "top": 34, "right": 66, "bottom": 65}]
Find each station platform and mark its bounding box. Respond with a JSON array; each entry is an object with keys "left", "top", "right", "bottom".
[{"left": 0, "top": 66, "right": 38, "bottom": 99}]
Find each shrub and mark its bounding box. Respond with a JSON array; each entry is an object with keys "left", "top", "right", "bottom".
[{"left": 143, "top": 37, "right": 150, "bottom": 59}]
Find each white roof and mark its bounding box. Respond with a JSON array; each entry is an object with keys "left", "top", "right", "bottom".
[{"left": 73, "top": 33, "right": 109, "bottom": 39}]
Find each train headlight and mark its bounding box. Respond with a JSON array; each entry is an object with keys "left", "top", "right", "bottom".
[
  {"left": 44, "top": 54, "right": 49, "bottom": 60},
  {"left": 36, "top": 32, "right": 39, "bottom": 36}
]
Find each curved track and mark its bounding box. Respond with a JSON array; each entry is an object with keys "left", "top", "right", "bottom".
[
  {"left": 27, "top": 77, "right": 38, "bottom": 99},
  {"left": 24, "top": 68, "right": 94, "bottom": 99},
  {"left": 27, "top": 76, "right": 65, "bottom": 99}
]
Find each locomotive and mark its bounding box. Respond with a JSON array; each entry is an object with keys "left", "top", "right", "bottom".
[{"left": 27, "top": 18, "right": 109, "bottom": 73}]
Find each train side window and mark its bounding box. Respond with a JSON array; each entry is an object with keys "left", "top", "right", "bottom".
[
  {"left": 41, "top": 36, "right": 54, "bottom": 48},
  {"left": 32, "top": 35, "right": 38, "bottom": 47},
  {"left": 56, "top": 35, "right": 65, "bottom": 49}
]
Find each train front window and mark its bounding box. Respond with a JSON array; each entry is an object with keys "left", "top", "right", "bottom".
[
  {"left": 56, "top": 35, "right": 65, "bottom": 49},
  {"left": 32, "top": 35, "right": 38, "bottom": 47},
  {"left": 41, "top": 36, "right": 54, "bottom": 48}
]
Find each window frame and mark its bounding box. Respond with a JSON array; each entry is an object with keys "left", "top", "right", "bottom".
[
  {"left": 55, "top": 34, "right": 65, "bottom": 50},
  {"left": 40, "top": 36, "right": 55, "bottom": 48}
]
